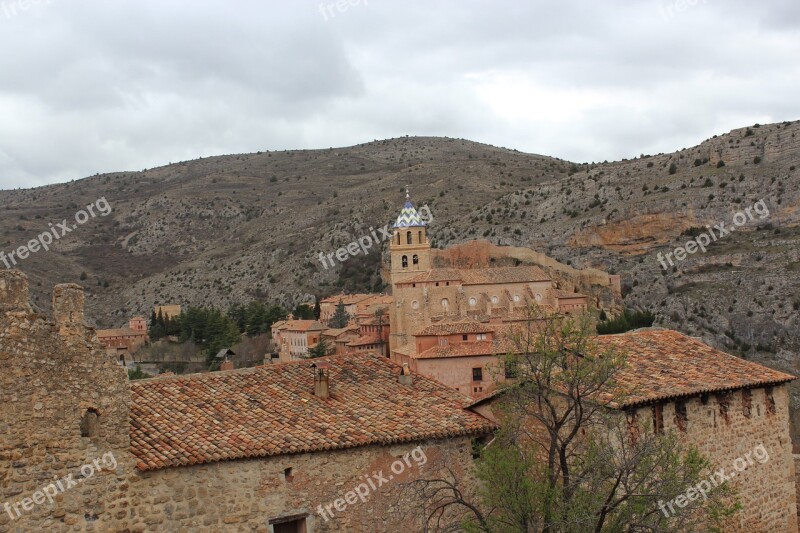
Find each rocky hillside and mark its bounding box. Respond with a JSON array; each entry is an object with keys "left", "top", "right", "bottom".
[{"left": 2, "top": 121, "right": 799, "bottom": 424}]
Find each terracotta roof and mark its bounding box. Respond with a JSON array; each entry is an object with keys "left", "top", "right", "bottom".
[
  {"left": 400, "top": 266, "right": 550, "bottom": 286},
  {"left": 466, "top": 329, "right": 796, "bottom": 409},
  {"left": 459, "top": 266, "right": 550, "bottom": 285},
  {"left": 415, "top": 320, "right": 495, "bottom": 336},
  {"left": 322, "top": 327, "right": 359, "bottom": 339},
  {"left": 347, "top": 334, "right": 383, "bottom": 347},
  {"left": 599, "top": 330, "right": 796, "bottom": 407},
  {"left": 416, "top": 340, "right": 502, "bottom": 359},
  {"left": 129, "top": 354, "right": 495, "bottom": 471},
  {"left": 281, "top": 320, "right": 325, "bottom": 332},
  {"left": 400, "top": 268, "right": 463, "bottom": 284},
  {"left": 97, "top": 328, "right": 146, "bottom": 338}
]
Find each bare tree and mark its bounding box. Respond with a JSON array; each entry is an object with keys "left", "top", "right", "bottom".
[{"left": 404, "top": 307, "right": 736, "bottom": 532}]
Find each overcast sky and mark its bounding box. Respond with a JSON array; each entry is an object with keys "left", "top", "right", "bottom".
[{"left": 1, "top": 0, "right": 798, "bottom": 189}]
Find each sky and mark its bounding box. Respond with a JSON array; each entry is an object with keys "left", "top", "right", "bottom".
[{"left": 0, "top": 0, "right": 798, "bottom": 189}]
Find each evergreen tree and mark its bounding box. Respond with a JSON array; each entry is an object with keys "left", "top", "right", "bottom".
[
  {"left": 307, "top": 337, "right": 330, "bottom": 359},
  {"left": 330, "top": 300, "right": 349, "bottom": 328},
  {"left": 313, "top": 299, "right": 322, "bottom": 320},
  {"left": 293, "top": 304, "right": 315, "bottom": 320}
]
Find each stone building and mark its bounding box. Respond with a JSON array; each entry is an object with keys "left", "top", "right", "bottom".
[
  {"left": 470, "top": 329, "right": 798, "bottom": 532},
  {"left": 96, "top": 315, "right": 149, "bottom": 359},
  {"left": 0, "top": 270, "right": 495, "bottom": 532},
  {"left": 271, "top": 319, "right": 326, "bottom": 362},
  {"left": 388, "top": 193, "right": 588, "bottom": 357}
]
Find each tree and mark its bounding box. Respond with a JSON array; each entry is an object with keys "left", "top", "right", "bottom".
[
  {"left": 404, "top": 307, "right": 735, "bottom": 532},
  {"left": 314, "top": 298, "right": 322, "bottom": 320},
  {"left": 374, "top": 306, "right": 388, "bottom": 357},
  {"left": 307, "top": 337, "right": 330, "bottom": 359},
  {"left": 293, "top": 303, "right": 316, "bottom": 320},
  {"left": 597, "top": 308, "right": 655, "bottom": 335},
  {"left": 330, "top": 300, "right": 350, "bottom": 328}
]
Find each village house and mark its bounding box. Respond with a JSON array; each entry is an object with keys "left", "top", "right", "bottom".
[
  {"left": 470, "top": 328, "right": 799, "bottom": 532},
  {"left": 96, "top": 315, "right": 149, "bottom": 361},
  {"left": 319, "top": 325, "right": 360, "bottom": 355},
  {"left": 271, "top": 319, "right": 326, "bottom": 361}
]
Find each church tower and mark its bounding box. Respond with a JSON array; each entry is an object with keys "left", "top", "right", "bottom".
[{"left": 389, "top": 187, "right": 431, "bottom": 285}]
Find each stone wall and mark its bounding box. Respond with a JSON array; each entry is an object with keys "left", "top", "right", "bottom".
[
  {"left": 630, "top": 387, "right": 798, "bottom": 531},
  {"left": 0, "top": 271, "right": 133, "bottom": 532},
  {"left": 125, "top": 437, "right": 477, "bottom": 532}
]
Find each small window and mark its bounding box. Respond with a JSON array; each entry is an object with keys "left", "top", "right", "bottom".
[
  {"left": 80, "top": 409, "right": 99, "bottom": 438},
  {"left": 477, "top": 333, "right": 487, "bottom": 341},
  {"left": 472, "top": 367, "right": 483, "bottom": 382},
  {"left": 651, "top": 404, "right": 663, "bottom": 434},
  {"left": 513, "top": 294, "right": 520, "bottom": 302},
  {"left": 468, "top": 297, "right": 477, "bottom": 306},
  {"left": 441, "top": 298, "right": 449, "bottom": 311},
  {"left": 407, "top": 231, "right": 412, "bottom": 244},
  {"left": 418, "top": 230, "right": 422, "bottom": 243},
  {"left": 462, "top": 334, "right": 468, "bottom": 341},
  {"left": 270, "top": 515, "right": 308, "bottom": 533},
  {"left": 411, "top": 300, "right": 419, "bottom": 310},
  {"left": 491, "top": 295, "right": 499, "bottom": 304},
  {"left": 675, "top": 401, "right": 687, "bottom": 432},
  {"left": 438, "top": 338, "right": 448, "bottom": 346},
  {"left": 534, "top": 293, "right": 543, "bottom": 301},
  {"left": 413, "top": 254, "right": 419, "bottom": 265},
  {"left": 284, "top": 467, "right": 294, "bottom": 482},
  {"left": 402, "top": 255, "right": 408, "bottom": 268},
  {"left": 742, "top": 390, "right": 752, "bottom": 418},
  {"left": 765, "top": 387, "right": 776, "bottom": 415}
]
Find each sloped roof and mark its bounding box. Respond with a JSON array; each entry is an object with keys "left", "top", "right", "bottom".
[
  {"left": 415, "top": 320, "right": 495, "bottom": 336},
  {"left": 416, "top": 340, "right": 503, "bottom": 359},
  {"left": 346, "top": 334, "right": 383, "bottom": 347},
  {"left": 129, "top": 354, "right": 495, "bottom": 471},
  {"left": 97, "top": 328, "right": 146, "bottom": 338},
  {"left": 465, "top": 329, "right": 796, "bottom": 409},
  {"left": 400, "top": 266, "right": 550, "bottom": 285},
  {"left": 459, "top": 266, "right": 550, "bottom": 284},
  {"left": 598, "top": 330, "right": 796, "bottom": 407},
  {"left": 281, "top": 320, "right": 325, "bottom": 332}
]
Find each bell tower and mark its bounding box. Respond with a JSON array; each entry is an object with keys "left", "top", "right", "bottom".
[{"left": 389, "top": 187, "right": 431, "bottom": 285}]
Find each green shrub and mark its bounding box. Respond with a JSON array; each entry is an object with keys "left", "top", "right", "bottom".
[{"left": 597, "top": 309, "right": 655, "bottom": 335}]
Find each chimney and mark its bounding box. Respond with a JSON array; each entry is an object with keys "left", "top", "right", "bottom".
[
  {"left": 0, "top": 270, "right": 31, "bottom": 313},
  {"left": 311, "top": 362, "right": 330, "bottom": 399},
  {"left": 220, "top": 359, "right": 234, "bottom": 371},
  {"left": 53, "top": 283, "right": 85, "bottom": 338},
  {"left": 399, "top": 363, "right": 413, "bottom": 385}
]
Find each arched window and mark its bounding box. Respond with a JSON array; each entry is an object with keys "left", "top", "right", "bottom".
[
  {"left": 396, "top": 233, "right": 400, "bottom": 245},
  {"left": 407, "top": 231, "right": 412, "bottom": 244},
  {"left": 418, "top": 230, "right": 422, "bottom": 243},
  {"left": 441, "top": 298, "right": 449, "bottom": 311},
  {"left": 402, "top": 255, "right": 408, "bottom": 268},
  {"left": 413, "top": 254, "right": 419, "bottom": 265}
]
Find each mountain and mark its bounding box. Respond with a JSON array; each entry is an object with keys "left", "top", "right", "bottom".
[{"left": 2, "top": 121, "right": 799, "bottom": 431}]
